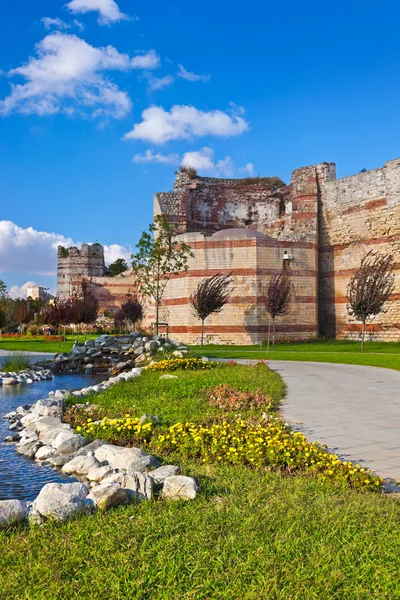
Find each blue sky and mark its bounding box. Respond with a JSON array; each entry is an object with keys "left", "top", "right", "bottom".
[{"left": 1, "top": 0, "right": 400, "bottom": 297}]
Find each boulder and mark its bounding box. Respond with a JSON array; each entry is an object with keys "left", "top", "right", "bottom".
[
  {"left": 17, "top": 440, "right": 43, "bottom": 459},
  {"left": 150, "top": 465, "right": 181, "bottom": 485},
  {"left": 0, "top": 500, "right": 27, "bottom": 529},
  {"left": 86, "top": 465, "right": 113, "bottom": 482},
  {"left": 86, "top": 484, "right": 129, "bottom": 511},
  {"left": 94, "top": 444, "right": 159, "bottom": 473},
  {"left": 159, "top": 374, "right": 179, "bottom": 380},
  {"left": 2, "top": 377, "right": 18, "bottom": 385},
  {"left": 122, "top": 472, "right": 154, "bottom": 501},
  {"left": 36, "top": 417, "right": 66, "bottom": 436},
  {"left": 62, "top": 455, "right": 101, "bottom": 475},
  {"left": 161, "top": 476, "right": 198, "bottom": 500},
  {"left": 35, "top": 446, "right": 56, "bottom": 460},
  {"left": 33, "top": 482, "right": 89, "bottom": 522},
  {"left": 52, "top": 430, "right": 76, "bottom": 450},
  {"left": 56, "top": 434, "right": 90, "bottom": 455}
]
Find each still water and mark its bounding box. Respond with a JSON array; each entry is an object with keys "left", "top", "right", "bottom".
[{"left": 0, "top": 364, "right": 104, "bottom": 502}]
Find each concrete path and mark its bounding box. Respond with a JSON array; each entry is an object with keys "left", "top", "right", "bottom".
[
  {"left": 219, "top": 358, "right": 400, "bottom": 482},
  {"left": 268, "top": 361, "right": 400, "bottom": 483}
]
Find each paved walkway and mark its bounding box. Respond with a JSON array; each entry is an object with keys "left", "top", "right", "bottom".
[
  {"left": 220, "top": 359, "right": 400, "bottom": 483},
  {"left": 268, "top": 361, "right": 400, "bottom": 483}
]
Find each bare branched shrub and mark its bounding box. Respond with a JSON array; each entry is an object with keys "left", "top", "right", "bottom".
[
  {"left": 347, "top": 251, "right": 395, "bottom": 350},
  {"left": 265, "top": 272, "right": 291, "bottom": 350},
  {"left": 191, "top": 273, "right": 234, "bottom": 346},
  {"left": 115, "top": 298, "right": 144, "bottom": 331}
]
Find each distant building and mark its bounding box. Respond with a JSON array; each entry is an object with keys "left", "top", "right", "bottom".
[{"left": 27, "top": 286, "right": 54, "bottom": 304}]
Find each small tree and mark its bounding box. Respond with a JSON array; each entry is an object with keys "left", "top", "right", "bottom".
[
  {"left": 347, "top": 251, "right": 395, "bottom": 351},
  {"left": 41, "top": 298, "right": 74, "bottom": 340},
  {"left": 107, "top": 258, "right": 128, "bottom": 277},
  {"left": 190, "top": 273, "right": 234, "bottom": 346},
  {"left": 0, "top": 308, "right": 6, "bottom": 336},
  {"left": 132, "top": 215, "right": 193, "bottom": 335},
  {"left": 13, "top": 300, "right": 34, "bottom": 336},
  {"left": 265, "top": 272, "right": 291, "bottom": 352},
  {"left": 70, "top": 294, "right": 99, "bottom": 339},
  {"left": 118, "top": 298, "right": 144, "bottom": 332}
]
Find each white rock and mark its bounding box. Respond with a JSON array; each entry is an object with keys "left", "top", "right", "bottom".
[
  {"left": 62, "top": 455, "right": 101, "bottom": 475},
  {"left": 33, "top": 482, "right": 89, "bottom": 522},
  {"left": 86, "top": 484, "right": 129, "bottom": 511},
  {"left": 122, "top": 472, "right": 154, "bottom": 501},
  {"left": 0, "top": 500, "right": 27, "bottom": 529},
  {"left": 150, "top": 465, "right": 181, "bottom": 484},
  {"left": 161, "top": 476, "right": 198, "bottom": 500},
  {"left": 86, "top": 466, "right": 113, "bottom": 482},
  {"left": 35, "top": 446, "right": 56, "bottom": 460},
  {"left": 53, "top": 430, "right": 76, "bottom": 450}
]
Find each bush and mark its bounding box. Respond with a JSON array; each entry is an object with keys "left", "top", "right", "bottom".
[
  {"left": 2, "top": 353, "right": 31, "bottom": 372},
  {"left": 206, "top": 384, "right": 272, "bottom": 412},
  {"left": 152, "top": 420, "right": 383, "bottom": 491},
  {"left": 76, "top": 415, "right": 154, "bottom": 446}
]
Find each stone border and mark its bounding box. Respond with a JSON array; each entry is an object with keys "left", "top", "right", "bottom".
[
  {"left": 0, "top": 368, "right": 53, "bottom": 386},
  {"left": 1, "top": 367, "right": 197, "bottom": 529}
]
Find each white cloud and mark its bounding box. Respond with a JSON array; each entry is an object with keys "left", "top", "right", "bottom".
[
  {"left": 177, "top": 64, "right": 209, "bottom": 82},
  {"left": 239, "top": 162, "right": 255, "bottom": 176},
  {"left": 124, "top": 104, "right": 249, "bottom": 144},
  {"left": 145, "top": 74, "right": 174, "bottom": 91},
  {"left": 181, "top": 147, "right": 235, "bottom": 176},
  {"left": 0, "top": 221, "right": 131, "bottom": 278},
  {"left": 0, "top": 33, "right": 158, "bottom": 119},
  {"left": 66, "top": 0, "right": 129, "bottom": 24},
  {"left": 42, "top": 17, "right": 85, "bottom": 31},
  {"left": 131, "top": 50, "right": 160, "bottom": 70},
  {"left": 133, "top": 149, "right": 179, "bottom": 164},
  {"left": 9, "top": 281, "right": 38, "bottom": 300},
  {"left": 103, "top": 244, "right": 132, "bottom": 265}
]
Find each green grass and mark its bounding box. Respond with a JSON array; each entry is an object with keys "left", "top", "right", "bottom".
[
  {"left": 0, "top": 335, "right": 97, "bottom": 354},
  {"left": 66, "top": 364, "right": 285, "bottom": 426},
  {"left": 1, "top": 464, "right": 400, "bottom": 599},
  {"left": 1, "top": 352, "right": 31, "bottom": 372},
  {"left": 192, "top": 340, "right": 400, "bottom": 371},
  {"left": 2, "top": 363, "right": 399, "bottom": 598}
]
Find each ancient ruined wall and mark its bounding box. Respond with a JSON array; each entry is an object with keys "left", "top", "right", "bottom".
[
  {"left": 319, "top": 159, "right": 400, "bottom": 340},
  {"left": 57, "top": 244, "right": 106, "bottom": 299},
  {"left": 161, "top": 229, "right": 318, "bottom": 345},
  {"left": 79, "top": 270, "right": 138, "bottom": 314}
]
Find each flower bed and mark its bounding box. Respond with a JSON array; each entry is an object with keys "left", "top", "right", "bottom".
[{"left": 146, "top": 357, "right": 219, "bottom": 372}]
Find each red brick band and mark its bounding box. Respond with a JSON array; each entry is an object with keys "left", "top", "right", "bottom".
[
  {"left": 162, "top": 295, "right": 317, "bottom": 306},
  {"left": 169, "top": 268, "right": 318, "bottom": 280},
  {"left": 168, "top": 324, "right": 317, "bottom": 334}
]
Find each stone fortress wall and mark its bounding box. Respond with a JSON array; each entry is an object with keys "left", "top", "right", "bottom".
[
  {"left": 57, "top": 159, "right": 400, "bottom": 344},
  {"left": 318, "top": 158, "right": 400, "bottom": 341}
]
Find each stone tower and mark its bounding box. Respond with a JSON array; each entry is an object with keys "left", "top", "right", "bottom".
[{"left": 57, "top": 243, "right": 106, "bottom": 299}]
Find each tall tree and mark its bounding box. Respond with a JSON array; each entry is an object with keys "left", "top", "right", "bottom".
[
  {"left": 347, "top": 251, "right": 395, "bottom": 350},
  {"left": 190, "top": 273, "right": 234, "bottom": 346},
  {"left": 265, "top": 272, "right": 291, "bottom": 352},
  {"left": 132, "top": 215, "right": 193, "bottom": 335},
  {"left": 107, "top": 258, "right": 128, "bottom": 277}
]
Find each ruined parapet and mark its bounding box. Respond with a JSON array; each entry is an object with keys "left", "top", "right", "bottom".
[{"left": 57, "top": 243, "right": 106, "bottom": 299}]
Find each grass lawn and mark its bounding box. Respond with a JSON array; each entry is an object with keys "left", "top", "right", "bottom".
[
  {"left": 0, "top": 335, "right": 97, "bottom": 354},
  {"left": 1, "top": 362, "right": 399, "bottom": 598},
  {"left": 192, "top": 340, "right": 400, "bottom": 371}
]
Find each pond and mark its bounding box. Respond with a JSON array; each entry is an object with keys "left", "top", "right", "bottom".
[{"left": 0, "top": 366, "right": 104, "bottom": 502}]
